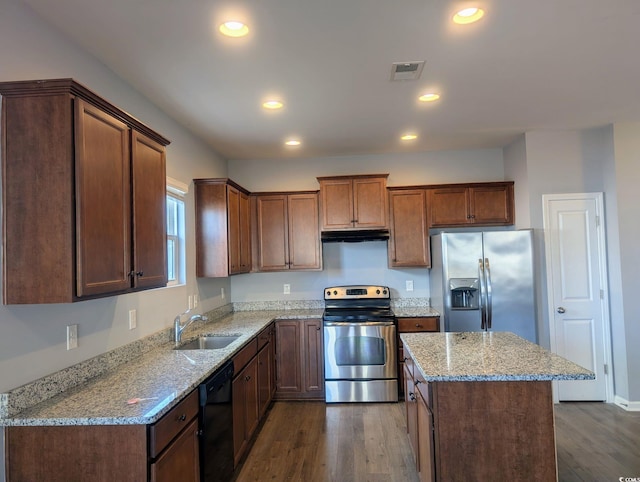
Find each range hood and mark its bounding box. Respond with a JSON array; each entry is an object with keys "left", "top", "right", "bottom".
[{"left": 321, "top": 229, "right": 390, "bottom": 243}]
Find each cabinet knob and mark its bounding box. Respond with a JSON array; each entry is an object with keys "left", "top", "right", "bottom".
[
  {"left": 415, "top": 323, "right": 422, "bottom": 328},
  {"left": 136, "top": 270, "right": 144, "bottom": 277},
  {"left": 245, "top": 375, "right": 251, "bottom": 382},
  {"left": 177, "top": 414, "right": 186, "bottom": 422}
]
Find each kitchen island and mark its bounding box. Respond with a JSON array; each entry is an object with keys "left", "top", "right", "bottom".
[{"left": 400, "top": 331, "right": 594, "bottom": 482}]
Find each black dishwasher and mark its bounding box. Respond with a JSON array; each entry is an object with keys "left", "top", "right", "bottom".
[{"left": 199, "top": 360, "right": 234, "bottom": 482}]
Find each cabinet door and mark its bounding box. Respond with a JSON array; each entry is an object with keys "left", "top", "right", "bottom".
[
  {"left": 288, "top": 193, "right": 322, "bottom": 270},
  {"left": 302, "top": 319, "right": 324, "bottom": 396},
  {"left": 353, "top": 177, "right": 388, "bottom": 229},
  {"left": 469, "top": 184, "right": 514, "bottom": 225},
  {"left": 131, "top": 131, "right": 167, "bottom": 289},
  {"left": 427, "top": 187, "right": 469, "bottom": 227},
  {"left": 227, "top": 186, "right": 242, "bottom": 274},
  {"left": 150, "top": 418, "right": 200, "bottom": 482},
  {"left": 417, "top": 391, "right": 436, "bottom": 482},
  {"left": 257, "top": 342, "right": 273, "bottom": 417},
  {"left": 275, "top": 320, "right": 302, "bottom": 395},
  {"left": 256, "top": 195, "right": 289, "bottom": 271},
  {"left": 319, "top": 178, "right": 354, "bottom": 230},
  {"left": 75, "top": 99, "right": 132, "bottom": 297},
  {"left": 404, "top": 363, "right": 419, "bottom": 466},
  {"left": 232, "top": 357, "right": 259, "bottom": 466},
  {"left": 388, "top": 189, "right": 430, "bottom": 267},
  {"left": 239, "top": 190, "right": 252, "bottom": 272}
]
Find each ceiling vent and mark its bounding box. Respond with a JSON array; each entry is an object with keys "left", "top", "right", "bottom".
[{"left": 390, "top": 61, "right": 425, "bottom": 81}]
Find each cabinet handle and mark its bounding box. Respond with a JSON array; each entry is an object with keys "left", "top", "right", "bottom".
[
  {"left": 415, "top": 380, "right": 422, "bottom": 385},
  {"left": 415, "top": 323, "right": 423, "bottom": 328},
  {"left": 177, "top": 414, "right": 186, "bottom": 422},
  {"left": 316, "top": 327, "right": 321, "bottom": 331},
  {"left": 245, "top": 375, "right": 251, "bottom": 381},
  {"left": 136, "top": 270, "right": 144, "bottom": 277},
  {"left": 409, "top": 392, "right": 416, "bottom": 401}
]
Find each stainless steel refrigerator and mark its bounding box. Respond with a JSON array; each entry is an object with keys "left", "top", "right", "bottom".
[{"left": 430, "top": 230, "right": 537, "bottom": 343}]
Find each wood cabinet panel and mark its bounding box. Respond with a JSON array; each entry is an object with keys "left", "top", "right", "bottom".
[
  {"left": 388, "top": 189, "right": 430, "bottom": 267},
  {"left": 194, "top": 179, "right": 251, "bottom": 277},
  {"left": 302, "top": 319, "right": 324, "bottom": 394},
  {"left": 256, "top": 195, "right": 289, "bottom": 271},
  {"left": 427, "top": 187, "right": 469, "bottom": 227},
  {"left": 232, "top": 356, "right": 259, "bottom": 466},
  {"left": 469, "top": 184, "right": 513, "bottom": 224},
  {"left": 318, "top": 174, "right": 388, "bottom": 230},
  {"left": 149, "top": 390, "right": 198, "bottom": 458},
  {"left": 404, "top": 362, "right": 419, "bottom": 466},
  {"left": 397, "top": 317, "right": 440, "bottom": 333},
  {"left": 288, "top": 193, "right": 322, "bottom": 269},
  {"left": 0, "top": 79, "right": 169, "bottom": 304},
  {"left": 416, "top": 389, "right": 435, "bottom": 482}
]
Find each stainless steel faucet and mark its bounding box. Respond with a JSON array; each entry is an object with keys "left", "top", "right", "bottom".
[{"left": 174, "top": 309, "right": 208, "bottom": 347}]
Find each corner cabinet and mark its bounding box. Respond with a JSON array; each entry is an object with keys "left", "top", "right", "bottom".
[
  {"left": 0, "top": 78, "right": 169, "bottom": 304},
  {"left": 388, "top": 189, "right": 430, "bottom": 268},
  {"left": 252, "top": 192, "right": 322, "bottom": 271},
  {"left": 427, "top": 182, "right": 514, "bottom": 227},
  {"left": 317, "top": 174, "right": 389, "bottom": 230},
  {"left": 194, "top": 179, "right": 251, "bottom": 277}
]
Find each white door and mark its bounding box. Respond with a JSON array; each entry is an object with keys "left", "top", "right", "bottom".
[{"left": 543, "top": 193, "right": 611, "bottom": 401}]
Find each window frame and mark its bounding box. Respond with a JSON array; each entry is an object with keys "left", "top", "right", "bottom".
[{"left": 166, "top": 177, "right": 188, "bottom": 287}]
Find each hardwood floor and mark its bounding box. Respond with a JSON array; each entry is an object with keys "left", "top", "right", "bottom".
[{"left": 235, "top": 401, "right": 640, "bottom": 482}]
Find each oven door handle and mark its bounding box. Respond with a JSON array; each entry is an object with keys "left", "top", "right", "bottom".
[{"left": 323, "top": 321, "right": 396, "bottom": 327}]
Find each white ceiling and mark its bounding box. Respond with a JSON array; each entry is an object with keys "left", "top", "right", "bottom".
[{"left": 21, "top": 0, "right": 640, "bottom": 161}]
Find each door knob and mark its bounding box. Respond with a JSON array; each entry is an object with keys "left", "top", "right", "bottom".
[{"left": 557, "top": 307, "right": 566, "bottom": 314}]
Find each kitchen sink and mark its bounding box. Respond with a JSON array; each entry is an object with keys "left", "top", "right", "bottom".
[{"left": 176, "top": 335, "right": 241, "bottom": 350}]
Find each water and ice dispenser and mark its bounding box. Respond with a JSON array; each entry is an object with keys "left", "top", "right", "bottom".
[{"left": 449, "top": 278, "right": 479, "bottom": 310}]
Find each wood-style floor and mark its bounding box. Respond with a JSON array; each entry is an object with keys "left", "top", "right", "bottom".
[{"left": 235, "top": 401, "right": 640, "bottom": 482}]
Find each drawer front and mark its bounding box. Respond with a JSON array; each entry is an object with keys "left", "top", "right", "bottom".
[
  {"left": 397, "top": 317, "right": 439, "bottom": 333},
  {"left": 256, "top": 324, "right": 272, "bottom": 351},
  {"left": 149, "top": 389, "right": 198, "bottom": 458},
  {"left": 402, "top": 343, "right": 414, "bottom": 374},
  {"left": 233, "top": 338, "right": 258, "bottom": 374},
  {"left": 415, "top": 372, "right": 431, "bottom": 408}
]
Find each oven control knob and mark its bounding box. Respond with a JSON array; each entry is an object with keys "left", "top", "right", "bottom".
[
  {"left": 326, "top": 290, "right": 331, "bottom": 296},
  {"left": 376, "top": 289, "right": 380, "bottom": 294},
  {"left": 333, "top": 290, "right": 338, "bottom": 295},
  {"left": 383, "top": 289, "right": 388, "bottom": 295}
]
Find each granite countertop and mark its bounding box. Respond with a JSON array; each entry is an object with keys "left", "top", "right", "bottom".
[
  {"left": 393, "top": 307, "right": 440, "bottom": 318},
  {"left": 2, "top": 309, "right": 323, "bottom": 427},
  {"left": 401, "top": 331, "right": 595, "bottom": 382}
]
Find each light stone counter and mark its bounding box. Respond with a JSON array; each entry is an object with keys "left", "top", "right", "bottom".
[
  {"left": 1, "top": 309, "right": 323, "bottom": 427},
  {"left": 401, "top": 331, "right": 594, "bottom": 382},
  {"left": 392, "top": 307, "right": 440, "bottom": 318}
]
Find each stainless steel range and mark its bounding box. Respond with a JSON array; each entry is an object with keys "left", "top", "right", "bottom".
[{"left": 323, "top": 285, "right": 398, "bottom": 403}]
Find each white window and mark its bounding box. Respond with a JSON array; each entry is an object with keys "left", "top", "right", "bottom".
[{"left": 166, "top": 177, "right": 188, "bottom": 286}]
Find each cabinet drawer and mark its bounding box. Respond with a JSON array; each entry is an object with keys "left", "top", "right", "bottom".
[
  {"left": 415, "top": 373, "right": 431, "bottom": 408},
  {"left": 234, "top": 338, "right": 258, "bottom": 374},
  {"left": 149, "top": 389, "right": 198, "bottom": 458},
  {"left": 256, "top": 324, "right": 271, "bottom": 350},
  {"left": 403, "top": 343, "right": 414, "bottom": 374},
  {"left": 397, "top": 317, "right": 439, "bottom": 333}
]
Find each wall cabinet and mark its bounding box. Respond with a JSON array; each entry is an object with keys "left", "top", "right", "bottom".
[
  {"left": 253, "top": 192, "right": 322, "bottom": 271},
  {"left": 274, "top": 319, "right": 324, "bottom": 400},
  {"left": 194, "top": 179, "right": 251, "bottom": 277},
  {"left": 317, "top": 174, "right": 389, "bottom": 230},
  {"left": 0, "top": 78, "right": 169, "bottom": 304},
  {"left": 5, "top": 390, "right": 199, "bottom": 482},
  {"left": 427, "top": 182, "right": 514, "bottom": 227},
  {"left": 388, "top": 189, "right": 430, "bottom": 268}
]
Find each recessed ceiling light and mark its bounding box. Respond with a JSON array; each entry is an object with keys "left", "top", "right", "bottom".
[
  {"left": 285, "top": 139, "right": 301, "bottom": 147},
  {"left": 453, "top": 7, "right": 485, "bottom": 24},
  {"left": 419, "top": 93, "right": 441, "bottom": 102},
  {"left": 401, "top": 134, "right": 418, "bottom": 141},
  {"left": 262, "top": 100, "right": 284, "bottom": 110},
  {"left": 219, "top": 21, "right": 249, "bottom": 37}
]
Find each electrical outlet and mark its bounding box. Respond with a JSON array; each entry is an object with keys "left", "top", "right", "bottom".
[
  {"left": 193, "top": 294, "right": 199, "bottom": 308},
  {"left": 66, "top": 324, "right": 78, "bottom": 350},
  {"left": 406, "top": 280, "right": 414, "bottom": 292},
  {"left": 188, "top": 295, "right": 193, "bottom": 310},
  {"left": 283, "top": 284, "right": 291, "bottom": 295},
  {"left": 221, "top": 287, "right": 225, "bottom": 299},
  {"left": 128, "top": 309, "right": 137, "bottom": 330}
]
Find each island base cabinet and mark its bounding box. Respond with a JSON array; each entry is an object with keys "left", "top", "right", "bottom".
[{"left": 431, "top": 381, "right": 557, "bottom": 481}]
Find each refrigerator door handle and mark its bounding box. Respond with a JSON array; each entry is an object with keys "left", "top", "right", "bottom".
[
  {"left": 485, "top": 257, "right": 493, "bottom": 329},
  {"left": 478, "top": 258, "right": 487, "bottom": 330}
]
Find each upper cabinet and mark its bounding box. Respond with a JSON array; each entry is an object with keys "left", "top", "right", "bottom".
[
  {"left": 317, "top": 174, "right": 389, "bottom": 230},
  {"left": 388, "top": 189, "right": 430, "bottom": 268},
  {"left": 427, "top": 182, "right": 514, "bottom": 227},
  {"left": 194, "top": 179, "right": 251, "bottom": 277},
  {"left": 0, "top": 79, "right": 169, "bottom": 304},
  {"left": 253, "top": 192, "right": 322, "bottom": 272}
]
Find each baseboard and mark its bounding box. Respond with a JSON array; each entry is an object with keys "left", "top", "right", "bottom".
[{"left": 614, "top": 395, "right": 640, "bottom": 411}]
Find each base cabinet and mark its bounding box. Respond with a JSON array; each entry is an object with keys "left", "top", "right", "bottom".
[
  {"left": 398, "top": 317, "right": 439, "bottom": 398},
  {"left": 274, "top": 319, "right": 324, "bottom": 400},
  {"left": 5, "top": 390, "right": 199, "bottom": 482}
]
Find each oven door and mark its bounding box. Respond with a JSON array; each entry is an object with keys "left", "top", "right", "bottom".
[{"left": 323, "top": 321, "right": 397, "bottom": 380}]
